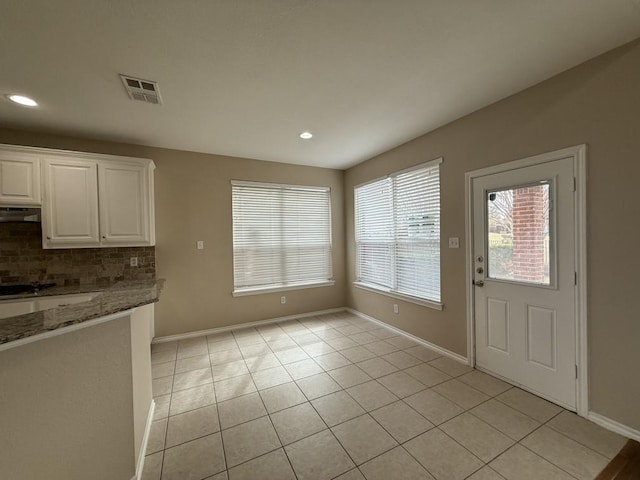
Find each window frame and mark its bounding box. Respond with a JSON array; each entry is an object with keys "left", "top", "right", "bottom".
[
  {"left": 231, "top": 180, "right": 334, "bottom": 297},
  {"left": 353, "top": 158, "right": 443, "bottom": 310}
]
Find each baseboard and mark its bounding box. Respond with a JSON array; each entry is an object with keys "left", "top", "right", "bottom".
[
  {"left": 588, "top": 411, "right": 640, "bottom": 443},
  {"left": 346, "top": 308, "right": 468, "bottom": 364},
  {"left": 133, "top": 399, "right": 156, "bottom": 480},
  {"left": 152, "top": 308, "right": 346, "bottom": 343}
]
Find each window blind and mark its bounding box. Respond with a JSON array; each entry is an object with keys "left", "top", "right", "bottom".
[
  {"left": 232, "top": 181, "right": 332, "bottom": 293},
  {"left": 355, "top": 160, "right": 441, "bottom": 303}
]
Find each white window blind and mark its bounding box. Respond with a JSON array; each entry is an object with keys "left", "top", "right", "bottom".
[
  {"left": 355, "top": 160, "right": 441, "bottom": 304},
  {"left": 232, "top": 181, "right": 333, "bottom": 294}
]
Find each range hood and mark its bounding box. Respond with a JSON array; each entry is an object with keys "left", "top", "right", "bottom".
[{"left": 0, "top": 207, "right": 41, "bottom": 222}]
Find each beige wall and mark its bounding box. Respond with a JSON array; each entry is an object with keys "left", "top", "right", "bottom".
[
  {"left": 152, "top": 147, "right": 345, "bottom": 336},
  {"left": 0, "top": 129, "right": 346, "bottom": 337},
  {"left": 345, "top": 39, "right": 640, "bottom": 430},
  {"left": 0, "top": 317, "right": 136, "bottom": 480}
]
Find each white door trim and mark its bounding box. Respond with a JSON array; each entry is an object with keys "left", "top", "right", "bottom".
[{"left": 465, "top": 145, "right": 588, "bottom": 416}]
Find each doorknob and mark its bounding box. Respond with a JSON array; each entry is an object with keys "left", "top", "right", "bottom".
[{"left": 474, "top": 280, "right": 485, "bottom": 287}]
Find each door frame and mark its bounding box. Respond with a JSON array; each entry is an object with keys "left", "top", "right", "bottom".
[{"left": 464, "top": 145, "right": 588, "bottom": 416}]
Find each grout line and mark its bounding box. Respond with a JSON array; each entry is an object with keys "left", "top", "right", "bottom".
[
  {"left": 399, "top": 442, "right": 443, "bottom": 480},
  {"left": 159, "top": 342, "right": 178, "bottom": 479},
  {"left": 206, "top": 336, "right": 229, "bottom": 478},
  {"left": 517, "top": 441, "right": 581, "bottom": 480},
  {"left": 543, "top": 412, "right": 617, "bottom": 460},
  {"left": 513, "top": 408, "right": 606, "bottom": 479},
  {"left": 239, "top": 349, "right": 301, "bottom": 480},
  {"left": 330, "top": 468, "right": 364, "bottom": 480},
  {"left": 436, "top": 425, "right": 489, "bottom": 461}
]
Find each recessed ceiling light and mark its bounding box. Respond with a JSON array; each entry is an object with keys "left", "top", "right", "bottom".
[
  {"left": 299, "top": 131, "right": 313, "bottom": 140},
  {"left": 8, "top": 95, "right": 38, "bottom": 107}
]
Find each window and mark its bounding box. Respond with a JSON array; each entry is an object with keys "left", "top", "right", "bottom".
[
  {"left": 354, "top": 159, "right": 441, "bottom": 306},
  {"left": 487, "top": 181, "right": 552, "bottom": 285},
  {"left": 231, "top": 181, "right": 333, "bottom": 295}
]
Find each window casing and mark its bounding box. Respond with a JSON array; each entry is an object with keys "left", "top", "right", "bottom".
[
  {"left": 232, "top": 181, "right": 333, "bottom": 295},
  {"left": 354, "top": 159, "right": 441, "bottom": 306}
]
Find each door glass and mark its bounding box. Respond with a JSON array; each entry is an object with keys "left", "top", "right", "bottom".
[{"left": 487, "top": 182, "right": 551, "bottom": 285}]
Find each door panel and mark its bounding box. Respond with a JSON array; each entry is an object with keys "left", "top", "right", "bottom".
[
  {"left": 473, "top": 157, "right": 576, "bottom": 410},
  {"left": 526, "top": 305, "right": 556, "bottom": 369},
  {"left": 487, "top": 298, "right": 509, "bottom": 353}
]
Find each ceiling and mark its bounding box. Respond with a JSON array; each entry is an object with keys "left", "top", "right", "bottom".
[{"left": 1, "top": 1, "right": 640, "bottom": 169}]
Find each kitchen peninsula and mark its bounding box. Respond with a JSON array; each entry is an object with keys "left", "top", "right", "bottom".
[{"left": 0, "top": 278, "right": 163, "bottom": 480}]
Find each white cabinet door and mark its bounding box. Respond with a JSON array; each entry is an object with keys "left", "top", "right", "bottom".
[
  {"left": 98, "top": 162, "right": 151, "bottom": 245},
  {"left": 42, "top": 158, "right": 100, "bottom": 248},
  {"left": 0, "top": 154, "right": 41, "bottom": 205}
]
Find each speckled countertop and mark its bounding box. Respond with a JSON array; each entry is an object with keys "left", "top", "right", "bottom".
[{"left": 0, "top": 279, "right": 164, "bottom": 345}]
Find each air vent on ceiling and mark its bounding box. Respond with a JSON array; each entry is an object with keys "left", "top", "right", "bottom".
[{"left": 120, "top": 74, "right": 162, "bottom": 105}]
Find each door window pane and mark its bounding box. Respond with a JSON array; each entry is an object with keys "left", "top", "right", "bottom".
[{"left": 487, "top": 182, "right": 551, "bottom": 285}]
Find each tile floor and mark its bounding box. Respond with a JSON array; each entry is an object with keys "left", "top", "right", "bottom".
[{"left": 143, "top": 312, "right": 627, "bottom": 480}]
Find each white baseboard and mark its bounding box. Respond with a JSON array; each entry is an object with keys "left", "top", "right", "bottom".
[
  {"left": 346, "top": 308, "right": 468, "bottom": 364},
  {"left": 152, "top": 308, "right": 346, "bottom": 343},
  {"left": 588, "top": 411, "right": 640, "bottom": 442},
  {"left": 133, "top": 399, "right": 156, "bottom": 480}
]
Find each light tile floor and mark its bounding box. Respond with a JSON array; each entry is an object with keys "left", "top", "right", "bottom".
[{"left": 143, "top": 312, "right": 627, "bottom": 480}]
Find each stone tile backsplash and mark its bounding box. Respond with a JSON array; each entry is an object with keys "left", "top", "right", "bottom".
[{"left": 0, "top": 223, "right": 155, "bottom": 286}]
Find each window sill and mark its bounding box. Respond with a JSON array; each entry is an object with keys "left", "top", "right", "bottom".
[
  {"left": 233, "top": 281, "right": 335, "bottom": 297},
  {"left": 353, "top": 282, "right": 443, "bottom": 311}
]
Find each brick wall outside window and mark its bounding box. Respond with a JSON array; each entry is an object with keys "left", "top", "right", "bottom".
[{"left": 512, "top": 187, "right": 546, "bottom": 283}]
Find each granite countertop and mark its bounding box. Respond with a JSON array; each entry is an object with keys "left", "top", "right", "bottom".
[{"left": 0, "top": 279, "right": 164, "bottom": 345}]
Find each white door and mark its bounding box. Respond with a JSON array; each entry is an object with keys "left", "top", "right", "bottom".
[
  {"left": 42, "top": 158, "right": 100, "bottom": 247},
  {"left": 98, "top": 162, "right": 150, "bottom": 244},
  {"left": 473, "top": 156, "right": 576, "bottom": 409}
]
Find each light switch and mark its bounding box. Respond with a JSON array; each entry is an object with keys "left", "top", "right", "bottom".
[
  {"left": 448, "top": 237, "right": 460, "bottom": 248},
  {"left": 197, "top": 240, "right": 204, "bottom": 250}
]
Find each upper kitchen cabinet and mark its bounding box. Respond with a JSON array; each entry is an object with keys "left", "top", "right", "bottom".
[
  {"left": 98, "top": 161, "right": 155, "bottom": 245},
  {"left": 0, "top": 144, "right": 156, "bottom": 248},
  {"left": 42, "top": 158, "right": 101, "bottom": 247},
  {"left": 35, "top": 149, "right": 155, "bottom": 249},
  {"left": 0, "top": 151, "right": 41, "bottom": 205}
]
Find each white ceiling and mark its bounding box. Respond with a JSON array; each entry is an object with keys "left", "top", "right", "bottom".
[{"left": 1, "top": 1, "right": 639, "bottom": 169}]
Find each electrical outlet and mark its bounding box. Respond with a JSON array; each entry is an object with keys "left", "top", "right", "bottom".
[
  {"left": 393, "top": 304, "right": 399, "bottom": 314},
  {"left": 130, "top": 257, "right": 138, "bottom": 267},
  {"left": 280, "top": 296, "right": 286, "bottom": 304},
  {"left": 448, "top": 237, "right": 460, "bottom": 248},
  {"left": 197, "top": 240, "right": 204, "bottom": 250}
]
